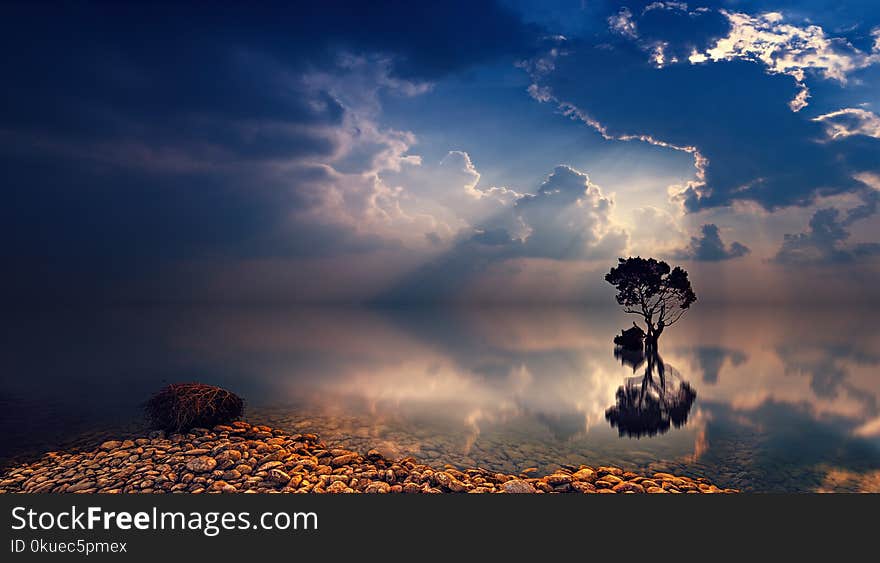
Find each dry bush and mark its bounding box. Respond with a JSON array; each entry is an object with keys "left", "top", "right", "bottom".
[{"left": 144, "top": 383, "right": 243, "bottom": 432}]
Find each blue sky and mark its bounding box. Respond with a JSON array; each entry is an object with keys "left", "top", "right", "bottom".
[{"left": 2, "top": 1, "right": 879, "bottom": 304}]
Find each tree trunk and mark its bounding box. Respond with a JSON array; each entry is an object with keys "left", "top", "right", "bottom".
[{"left": 646, "top": 321, "right": 664, "bottom": 351}]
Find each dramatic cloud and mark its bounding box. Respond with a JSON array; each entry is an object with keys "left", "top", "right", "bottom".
[
  {"left": 813, "top": 108, "right": 880, "bottom": 140},
  {"left": 3, "top": 1, "right": 880, "bottom": 303},
  {"left": 522, "top": 13, "right": 880, "bottom": 215},
  {"left": 774, "top": 197, "right": 880, "bottom": 265},
  {"left": 381, "top": 165, "right": 628, "bottom": 302},
  {"left": 513, "top": 165, "right": 627, "bottom": 259},
  {"left": 673, "top": 224, "right": 750, "bottom": 261},
  {"left": 0, "top": 1, "right": 540, "bottom": 301},
  {"left": 700, "top": 10, "right": 880, "bottom": 110},
  {"left": 704, "top": 13, "right": 879, "bottom": 82},
  {"left": 629, "top": 2, "right": 730, "bottom": 67},
  {"left": 388, "top": 150, "right": 522, "bottom": 240}
]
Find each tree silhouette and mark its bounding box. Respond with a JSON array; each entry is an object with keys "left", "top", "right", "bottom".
[{"left": 605, "top": 257, "right": 696, "bottom": 350}]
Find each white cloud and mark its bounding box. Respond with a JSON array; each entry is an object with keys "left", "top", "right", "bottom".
[
  {"left": 856, "top": 172, "right": 880, "bottom": 191},
  {"left": 699, "top": 11, "right": 880, "bottom": 111},
  {"left": 521, "top": 47, "right": 711, "bottom": 205},
  {"left": 380, "top": 164, "right": 632, "bottom": 302},
  {"left": 651, "top": 42, "right": 669, "bottom": 67},
  {"left": 287, "top": 114, "right": 426, "bottom": 244},
  {"left": 383, "top": 150, "right": 523, "bottom": 244},
  {"left": 688, "top": 49, "right": 708, "bottom": 64},
  {"left": 526, "top": 82, "right": 554, "bottom": 102},
  {"left": 515, "top": 165, "right": 627, "bottom": 259},
  {"left": 440, "top": 150, "right": 521, "bottom": 204},
  {"left": 643, "top": 2, "right": 689, "bottom": 15},
  {"left": 284, "top": 58, "right": 533, "bottom": 252},
  {"left": 608, "top": 7, "right": 638, "bottom": 39},
  {"left": 813, "top": 108, "right": 880, "bottom": 140},
  {"left": 628, "top": 206, "right": 686, "bottom": 255},
  {"left": 789, "top": 85, "right": 810, "bottom": 112},
  {"left": 260, "top": 57, "right": 467, "bottom": 250},
  {"left": 547, "top": 100, "right": 710, "bottom": 203}
]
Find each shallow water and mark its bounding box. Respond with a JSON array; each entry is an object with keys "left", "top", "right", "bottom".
[{"left": 2, "top": 305, "right": 879, "bottom": 492}]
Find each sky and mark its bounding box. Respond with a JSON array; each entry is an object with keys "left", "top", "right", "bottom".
[{"left": 2, "top": 0, "right": 880, "bottom": 304}]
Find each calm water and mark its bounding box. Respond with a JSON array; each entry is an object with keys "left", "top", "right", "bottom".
[{"left": 2, "top": 305, "right": 879, "bottom": 492}]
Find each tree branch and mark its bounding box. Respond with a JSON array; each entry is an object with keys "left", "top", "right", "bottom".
[{"left": 665, "top": 308, "right": 688, "bottom": 326}]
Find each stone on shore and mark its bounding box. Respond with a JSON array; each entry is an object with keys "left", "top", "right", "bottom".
[
  {"left": 502, "top": 479, "right": 537, "bottom": 494},
  {"left": 0, "top": 422, "right": 738, "bottom": 495},
  {"left": 186, "top": 456, "right": 217, "bottom": 473}
]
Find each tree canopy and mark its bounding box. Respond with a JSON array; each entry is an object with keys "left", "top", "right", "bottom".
[{"left": 605, "top": 257, "right": 696, "bottom": 346}]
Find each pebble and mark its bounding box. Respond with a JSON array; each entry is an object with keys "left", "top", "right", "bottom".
[
  {"left": 613, "top": 481, "right": 645, "bottom": 493},
  {"left": 185, "top": 456, "right": 217, "bottom": 473},
  {"left": 0, "top": 422, "right": 737, "bottom": 495},
  {"left": 501, "top": 479, "right": 537, "bottom": 494},
  {"left": 546, "top": 473, "right": 572, "bottom": 486},
  {"left": 267, "top": 469, "right": 290, "bottom": 484}
]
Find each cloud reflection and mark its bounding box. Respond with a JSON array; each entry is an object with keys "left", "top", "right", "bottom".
[{"left": 2, "top": 304, "right": 879, "bottom": 489}]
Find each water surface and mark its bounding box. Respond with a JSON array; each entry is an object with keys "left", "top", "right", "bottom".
[{"left": 2, "top": 305, "right": 879, "bottom": 492}]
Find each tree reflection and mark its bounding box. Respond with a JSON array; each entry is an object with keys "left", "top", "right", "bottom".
[
  {"left": 614, "top": 345, "right": 646, "bottom": 373},
  {"left": 606, "top": 350, "right": 696, "bottom": 438}
]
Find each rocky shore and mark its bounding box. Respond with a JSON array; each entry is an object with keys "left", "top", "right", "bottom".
[{"left": 0, "top": 421, "right": 737, "bottom": 494}]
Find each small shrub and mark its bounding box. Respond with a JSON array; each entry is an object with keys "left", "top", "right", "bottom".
[{"left": 144, "top": 383, "right": 243, "bottom": 432}]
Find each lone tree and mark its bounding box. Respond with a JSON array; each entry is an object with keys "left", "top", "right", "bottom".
[{"left": 605, "top": 257, "right": 696, "bottom": 349}]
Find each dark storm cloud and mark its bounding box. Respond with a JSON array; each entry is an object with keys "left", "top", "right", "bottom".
[
  {"left": 609, "top": 1, "right": 731, "bottom": 62},
  {"left": 673, "top": 224, "right": 750, "bottom": 261},
  {"left": 524, "top": 6, "right": 880, "bottom": 214},
  {"left": 1, "top": 0, "right": 537, "bottom": 158},
  {"left": 0, "top": 1, "right": 540, "bottom": 301},
  {"left": 773, "top": 202, "right": 880, "bottom": 265}
]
